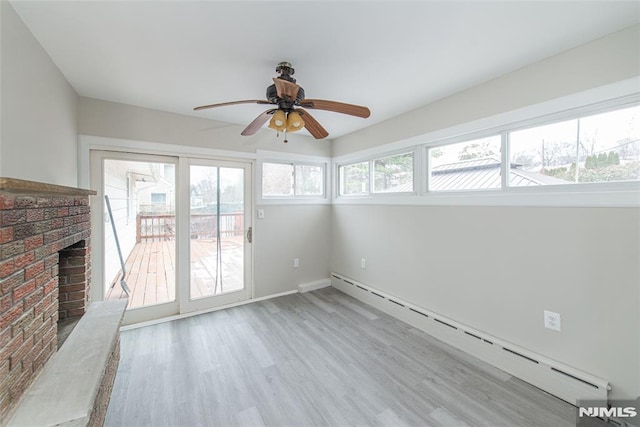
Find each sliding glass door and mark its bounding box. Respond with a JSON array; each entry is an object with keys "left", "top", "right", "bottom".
[
  {"left": 91, "top": 151, "right": 253, "bottom": 323},
  {"left": 178, "top": 158, "right": 252, "bottom": 313}
]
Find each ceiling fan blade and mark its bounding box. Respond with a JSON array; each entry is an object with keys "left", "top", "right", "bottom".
[
  {"left": 297, "top": 109, "right": 329, "bottom": 139},
  {"left": 298, "top": 99, "right": 370, "bottom": 118},
  {"left": 194, "top": 99, "right": 272, "bottom": 111},
  {"left": 241, "top": 109, "right": 277, "bottom": 136},
  {"left": 272, "top": 78, "right": 300, "bottom": 101}
]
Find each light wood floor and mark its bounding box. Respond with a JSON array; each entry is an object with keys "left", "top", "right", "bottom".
[
  {"left": 105, "top": 237, "right": 243, "bottom": 308},
  {"left": 105, "top": 287, "right": 578, "bottom": 427}
]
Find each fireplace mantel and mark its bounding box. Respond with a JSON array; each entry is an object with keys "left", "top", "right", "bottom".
[{"left": 0, "top": 177, "right": 96, "bottom": 197}]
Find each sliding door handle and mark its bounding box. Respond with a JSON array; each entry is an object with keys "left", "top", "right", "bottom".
[{"left": 246, "top": 226, "right": 252, "bottom": 243}]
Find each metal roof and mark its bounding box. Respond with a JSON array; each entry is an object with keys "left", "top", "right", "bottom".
[{"left": 388, "top": 157, "right": 568, "bottom": 192}]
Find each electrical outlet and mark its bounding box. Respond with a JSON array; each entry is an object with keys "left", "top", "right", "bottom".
[
  {"left": 544, "top": 310, "right": 561, "bottom": 332},
  {"left": 361, "top": 258, "right": 366, "bottom": 269},
  {"left": 257, "top": 209, "right": 265, "bottom": 219},
  {"left": 293, "top": 258, "right": 299, "bottom": 268}
]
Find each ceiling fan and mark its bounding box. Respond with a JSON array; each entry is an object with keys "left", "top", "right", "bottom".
[{"left": 193, "top": 62, "right": 371, "bottom": 142}]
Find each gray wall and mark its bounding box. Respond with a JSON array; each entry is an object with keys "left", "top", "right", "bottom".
[
  {"left": 3, "top": 0, "right": 638, "bottom": 401},
  {"left": 1, "top": 0, "right": 331, "bottom": 303},
  {"left": 333, "top": 25, "right": 640, "bottom": 156},
  {"left": 79, "top": 97, "right": 332, "bottom": 158},
  {"left": 329, "top": 25, "right": 640, "bottom": 400},
  {"left": 254, "top": 204, "right": 331, "bottom": 297},
  {"left": 78, "top": 98, "right": 333, "bottom": 297},
  {"left": 331, "top": 205, "right": 639, "bottom": 400},
  {"left": 0, "top": 1, "right": 79, "bottom": 186}
]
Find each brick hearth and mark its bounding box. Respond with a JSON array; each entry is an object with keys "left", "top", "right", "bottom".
[{"left": 0, "top": 178, "right": 96, "bottom": 423}]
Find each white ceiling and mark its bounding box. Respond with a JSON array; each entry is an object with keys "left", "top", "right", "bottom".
[{"left": 10, "top": 1, "right": 640, "bottom": 139}]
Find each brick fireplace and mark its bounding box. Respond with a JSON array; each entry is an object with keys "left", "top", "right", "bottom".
[{"left": 0, "top": 178, "right": 96, "bottom": 423}]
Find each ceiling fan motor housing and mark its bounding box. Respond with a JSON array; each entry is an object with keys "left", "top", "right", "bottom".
[{"left": 266, "top": 83, "right": 305, "bottom": 110}]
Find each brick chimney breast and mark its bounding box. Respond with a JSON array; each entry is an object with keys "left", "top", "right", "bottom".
[{"left": 0, "top": 178, "right": 96, "bottom": 423}]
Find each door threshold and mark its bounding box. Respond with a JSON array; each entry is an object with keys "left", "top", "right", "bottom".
[{"left": 120, "top": 289, "right": 299, "bottom": 331}]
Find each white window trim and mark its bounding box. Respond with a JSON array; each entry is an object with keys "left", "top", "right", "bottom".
[
  {"left": 78, "top": 135, "right": 257, "bottom": 191},
  {"left": 332, "top": 78, "right": 640, "bottom": 207},
  {"left": 337, "top": 160, "right": 371, "bottom": 197},
  {"left": 425, "top": 133, "right": 502, "bottom": 193},
  {"left": 293, "top": 162, "right": 328, "bottom": 199},
  {"left": 80, "top": 79, "right": 640, "bottom": 209},
  {"left": 372, "top": 150, "right": 418, "bottom": 195},
  {"left": 260, "top": 160, "right": 295, "bottom": 198},
  {"left": 150, "top": 193, "right": 167, "bottom": 204},
  {"left": 336, "top": 147, "right": 420, "bottom": 198},
  {"left": 256, "top": 150, "right": 330, "bottom": 205}
]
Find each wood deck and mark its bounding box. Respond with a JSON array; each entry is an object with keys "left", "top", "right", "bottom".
[{"left": 105, "top": 237, "right": 244, "bottom": 309}]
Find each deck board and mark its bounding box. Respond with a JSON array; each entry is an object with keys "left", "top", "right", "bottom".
[{"left": 105, "top": 237, "right": 243, "bottom": 309}]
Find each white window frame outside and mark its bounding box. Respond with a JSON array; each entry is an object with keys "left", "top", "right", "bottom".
[{"left": 150, "top": 192, "right": 167, "bottom": 204}]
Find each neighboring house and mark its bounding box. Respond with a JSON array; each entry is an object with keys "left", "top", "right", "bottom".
[
  {"left": 136, "top": 163, "right": 176, "bottom": 214},
  {"left": 104, "top": 161, "right": 175, "bottom": 286}
]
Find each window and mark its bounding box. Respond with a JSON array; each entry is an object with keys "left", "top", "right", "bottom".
[
  {"left": 429, "top": 135, "right": 501, "bottom": 191},
  {"left": 509, "top": 105, "right": 640, "bottom": 186},
  {"left": 339, "top": 152, "right": 416, "bottom": 196},
  {"left": 339, "top": 161, "right": 369, "bottom": 195},
  {"left": 150, "top": 193, "right": 167, "bottom": 204},
  {"left": 334, "top": 97, "right": 639, "bottom": 205},
  {"left": 374, "top": 153, "right": 414, "bottom": 193},
  {"left": 262, "top": 162, "right": 293, "bottom": 196},
  {"left": 295, "top": 164, "right": 324, "bottom": 196},
  {"left": 262, "top": 161, "right": 325, "bottom": 198}
]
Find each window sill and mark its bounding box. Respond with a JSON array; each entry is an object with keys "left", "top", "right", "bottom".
[
  {"left": 334, "top": 182, "right": 640, "bottom": 207},
  {"left": 258, "top": 197, "right": 331, "bottom": 205}
]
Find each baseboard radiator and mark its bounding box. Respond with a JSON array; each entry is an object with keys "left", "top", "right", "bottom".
[{"left": 330, "top": 272, "right": 610, "bottom": 406}]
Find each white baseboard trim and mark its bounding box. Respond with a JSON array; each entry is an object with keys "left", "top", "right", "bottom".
[
  {"left": 298, "top": 278, "right": 331, "bottom": 293},
  {"left": 120, "top": 289, "right": 299, "bottom": 331},
  {"left": 330, "top": 272, "right": 610, "bottom": 407}
]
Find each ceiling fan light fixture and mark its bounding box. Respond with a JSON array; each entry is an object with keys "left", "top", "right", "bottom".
[
  {"left": 286, "top": 111, "right": 305, "bottom": 133},
  {"left": 268, "top": 109, "right": 287, "bottom": 132}
]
